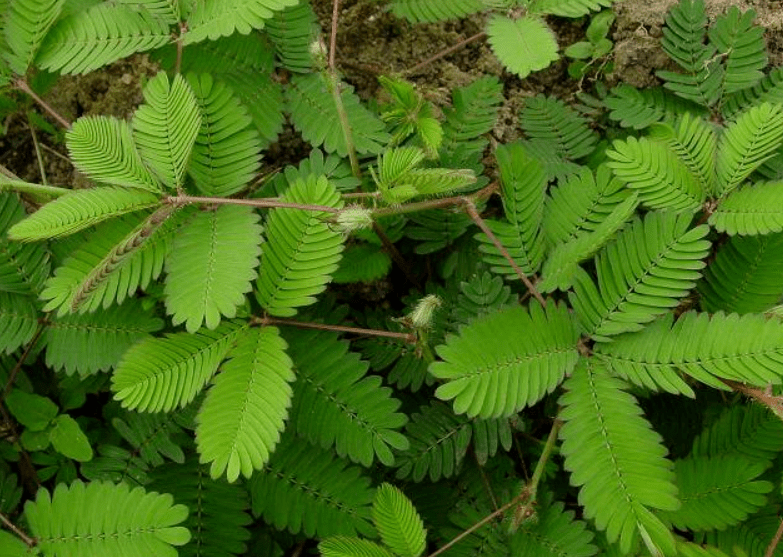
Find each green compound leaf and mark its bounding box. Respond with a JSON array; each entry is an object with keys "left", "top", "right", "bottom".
[
  {"left": 320, "top": 537, "right": 395, "bottom": 557},
  {"left": 708, "top": 6, "right": 767, "bottom": 96},
  {"left": 7, "top": 187, "right": 160, "bottom": 242},
  {"left": 133, "top": 72, "right": 201, "bottom": 190},
  {"left": 0, "top": 193, "right": 50, "bottom": 295},
  {"left": 66, "top": 116, "right": 161, "bottom": 192},
  {"left": 256, "top": 175, "right": 344, "bottom": 317},
  {"left": 486, "top": 15, "right": 559, "bottom": 79},
  {"left": 111, "top": 321, "right": 244, "bottom": 412},
  {"left": 570, "top": 211, "right": 710, "bottom": 342},
  {"left": 710, "top": 181, "right": 783, "bottom": 235},
  {"left": 715, "top": 102, "right": 783, "bottom": 197},
  {"left": 3, "top": 0, "right": 65, "bottom": 75},
  {"left": 36, "top": 2, "right": 171, "bottom": 74},
  {"left": 0, "top": 292, "right": 39, "bottom": 355},
  {"left": 165, "top": 205, "right": 262, "bottom": 333},
  {"left": 594, "top": 311, "right": 783, "bottom": 390},
  {"left": 186, "top": 73, "right": 262, "bottom": 197},
  {"left": 196, "top": 326, "right": 294, "bottom": 482},
  {"left": 511, "top": 499, "right": 598, "bottom": 557},
  {"left": 24, "top": 480, "right": 190, "bottom": 556},
  {"left": 388, "top": 0, "right": 484, "bottom": 22},
  {"left": 373, "top": 483, "right": 426, "bottom": 557},
  {"left": 287, "top": 73, "right": 390, "bottom": 157},
  {"left": 185, "top": 0, "right": 301, "bottom": 45},
  {"left": 528, "top": 0, "right": 616, "bottom": 17},
  {"left": 558, "top": 358, "right": 679, "bottom": 554},
  {"left": 431, "top": 300, "right": 580, "bottom": 419},
  {"left": 663, "top": 455, "right": 772, "bottom": 531}
]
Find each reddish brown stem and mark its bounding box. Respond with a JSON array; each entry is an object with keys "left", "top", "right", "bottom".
[
  {"left": 765, "top": 514, "right": 783, "bottom": 557},
  {"left": 256, "top": 316, "right": 417, "bottom": 344},
  {"left": 14, "top": 78, "right": 71, "bottom": 130},
  {"left": 0, "top": 512, "right": 35, "bottom": 547},
  {"left": 166, "top": 194, "right": 340, "bottom": 213}
]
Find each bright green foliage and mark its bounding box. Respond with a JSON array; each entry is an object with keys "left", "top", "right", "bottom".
[
  {"left": 264, "top": 1, "right": 319, "bottom": 73},
  {"left": 36, "top": 2, "right": 171, "bottom": 74},
  {"left": 707, "top": 7, "right": 767, "bottom": 95},
  {"left": 49, "top": 413, "right": 92, "bottom": 461},
  {"left": 66, "top": 116, "right": 161, "bottom": 192},
  {"left": 285, "top": 329, "right": 409, "bottom": 467},
  {"left": 40, "top": 209, "right": 186, "bottom": 315},
  {"left": 43, "top": 299, "right": 163, "bottom": 376},
  {"left": 520, "top": 96, "right": 598, "bottom": 160},
  {"left": 3, "top": 0, "right": 64, "bottom": 74},
  {"left": 24, "top": 480, "right": 190, "bottom": 557},
  {"left": 715, "top": 103, "right": 783, "bottom": 196},
  {"left": 111, "top": 321, "right": 244, "bottom": 412},
  {"left": 528, "top": 0, "right": 614, "bottom": 17},
  {"left": 698, "top": 232, "right": 783, "bottom": 313},
  {"left": 511, "top": 499, "right": 598, "bottom": 557},
  {"left": 111, "top": 410, "right": 188, "bottom": 466},
  {"left": 594, "top": 311, "right": 783, "bottom": 390},
  {"left": 538, "top": 193, "right": 638, "bottom": 292},
  {"left": 255, "top": 175, "right": 344, "bottom": 316},
  {"left": 133, "top": 72, "right": 201, "bottom": 189},
  {"left": 250, "top": 434, "right": 376, "bottom": 538},
  {"left": 542, "top": 165, "right": 629, "bottom": 245},
  {"left": 373, "top": 483, "right": 427, "bottom": 557},
  {"left": 431, "top": 301, "right": 580, "bottom": 418},
  {"left": 606, "top": 136, "right": 705, "bottom": 211},
  {"left": 184, "top": 0, "right": 301, "bottom": 45},
  {"left": 379, "top": 76, "right": 443, "bottom": 157},
  {"left": 664, "top": 455, "right": 772, "bottom": 531},
  {"left": 389, "top": 0, "right": 484, "bottom": 22},
  {"left": 165, "top": 205, "right": 262, "bottom": 332},
  {"left": 558, "top": 359, "right": 679, "bottom": 554},
  {"left": 486, "top": 15, "right": 558, "bottom": 80},
  {"left": 570, "top": 211, "right": 710, "bottom": 341},
  {"left": 196, "top": 326, "right": 293, "bottom": 481},
  {"left": 287, "top": 73, "right": 390, "bottom": 157},
  {"left": 7, "top": 186, "right": 160, "bottom": 242},
  {"left": 709, "top": 181, "right": 783, "bottom": 235},
  {"left": 186, "top": 73, "right": 262, "bottom": 197},
  {"left": 476, "top": 142, "right": 546, "bottom": 278},
  {"left": 320, "top": 538, "right": 396, "bottom": 557}
]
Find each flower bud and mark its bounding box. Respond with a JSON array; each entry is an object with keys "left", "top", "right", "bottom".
[
  {"left": 334, "top": 205, "right": 374, "bottom": 234},
  {"left": 409, "top": 294, "right": 442, "bottom": 329}
]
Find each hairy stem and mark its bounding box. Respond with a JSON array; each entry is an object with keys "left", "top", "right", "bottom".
[
  {"left": 27, "top": 117, "right": 47, "bottom": 185},
  {"left": 765, "top": 514, "right": 783, "bottom": 557},
  {"left": 512, "top": 418, "right": 562, "bottom": 529},
  {"left": 0, "top": 512, "right": 35, "bottom": 547},
  {"left": 14, "top": 78, "right": 71, "bottom": 130},
  {"left": 256, "top": 316, "right": 417, "bottom": 343},
  {"left": 165, "top": 194, "right": 341, "bottom": 213}
]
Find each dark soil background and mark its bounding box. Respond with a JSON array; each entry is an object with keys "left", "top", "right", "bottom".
[{"left": 3, "top": 0, "right": 783, "bottom": 187}]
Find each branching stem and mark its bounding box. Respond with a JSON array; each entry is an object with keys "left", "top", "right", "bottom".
[
  {"left": 165, "top": 194, "right": 340, "bottom": 213},
  {"left": 512, "top": 418, "right": 562, "bottom": 529}
]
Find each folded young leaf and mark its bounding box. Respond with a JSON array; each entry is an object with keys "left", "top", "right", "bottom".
[{"left": 431, "top": 300, "right": 580, "bottom": 418}]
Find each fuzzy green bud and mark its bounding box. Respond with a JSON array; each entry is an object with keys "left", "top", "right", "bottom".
[
  {"left": 334, "top": 205, "right": 374, "bottom": 234},
  {"left": 409, "top": 294, "right": 442, "bottom": 329}
]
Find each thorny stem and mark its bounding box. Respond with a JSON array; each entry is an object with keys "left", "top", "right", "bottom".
[
  {"left": 0, "top": 512, "right": 35, "bottom": 547},
  {"left": 328, "top": 0, "right": 340, "bottom": 72},
  {"left": 405, "top": 31, "right": 487, "bottom": 76},
  {"left": 255, "top": 316, "right": 418, "bottom": 344},
  {"left": 462, "top": 198, "right": 546, "bottom": 307},
  {"left": 165, "top": 194, "right": 341, "bottom": 213},
  {"left": 14, "top": 78, "right": 71, "bottom": 130}
]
